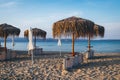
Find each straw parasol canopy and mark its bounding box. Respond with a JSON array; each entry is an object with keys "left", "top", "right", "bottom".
[
  {"left": 52, "top": 16, "right": 95, "bottom": 56},
  {"left": 0, "top": 23, "right": 20, "bottom": 49},
  {"left": 94, "top": 24, "right": 105, "bottom": 37},
  {"left": 24, "top": 28, "right": 47, "bottom": 47},
  {"left": 87, "top": 24, "right": 105, "bottom": 51}
]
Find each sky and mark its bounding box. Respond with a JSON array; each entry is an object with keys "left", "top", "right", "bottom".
[{"left": 0, "top": 0, "right": 120, "bottom": 39}]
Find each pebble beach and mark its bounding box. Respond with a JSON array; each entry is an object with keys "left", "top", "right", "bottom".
[{"left": 0, "top": 51, "right": 120, "bottom": 80}]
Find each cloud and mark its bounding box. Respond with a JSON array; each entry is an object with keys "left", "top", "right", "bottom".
[{"left": 0, "top": 1, "right": 17, "bottom": 8}]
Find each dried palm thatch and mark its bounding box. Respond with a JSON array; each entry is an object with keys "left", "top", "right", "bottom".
[
  {"left": 53, "top": 16, "right": 94, "bottom": 38},
  {"left": 94, "top": 24, "right": 105, "bottom": 37},
  {"left": 52, "top": 16, "right": 95, "bottom": 56},
  {"left": 0, "top": 23, "right": 20, "bottom": 37},
  {"left": 24, "top": 28, "right": 46, "bottom": 38},
  {"left": 24, "top": 28, "right": 47, "bottom": 47},
  {"left": 87, "top": 24, "right": 105, "bottom": 51},
  {"left": 0, "top": 23, "right": 20, "bottom": 49}
]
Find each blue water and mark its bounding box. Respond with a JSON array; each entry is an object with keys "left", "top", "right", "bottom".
[{"left": 0, "top": 38, "right": 120, "bottom": 53}]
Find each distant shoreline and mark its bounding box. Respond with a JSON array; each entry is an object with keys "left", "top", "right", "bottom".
[
  {"left": 0, "top": 37, "right": 120, "bottom": 42},
  {"left": 15, "top": 50, "right": 120, "bottom": 55}
]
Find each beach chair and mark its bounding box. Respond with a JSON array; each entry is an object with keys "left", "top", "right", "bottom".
[
  {"left": 0, "top": 51, "right": 6, "bottom": 61},
  {"left": 63, "top": 53, "right": 83, "bottom": 70},
  {"left": 34, "top": 47, "right": 43, "bottom": 55},
  {"left": 0, "top": 47, "right": 7, "bottom": 61},
  {"left": 85, "top": 49, "right": 94, "bottom": 59}
]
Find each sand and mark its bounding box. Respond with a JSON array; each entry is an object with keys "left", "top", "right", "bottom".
[{"left": 0, "top": 51, "right": 120, "bottom": 80}]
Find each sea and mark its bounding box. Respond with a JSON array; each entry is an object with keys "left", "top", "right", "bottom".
[{"left": 0, "top": 38, "right": 120, "bottom": 53}]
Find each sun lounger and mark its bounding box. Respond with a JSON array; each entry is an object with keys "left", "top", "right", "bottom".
[
  {"left": 34, "top": 47, "right": 43, "bottom": 55},
  {"left": 85, "top": 49, "right": 94, "bottom": 59},
  {"left": 0, "top": 51, "right": 6, "bottom": 61},
  {"left": 28, "top": 47, "right": 43, "bottom": 56},
  {"left": 63, "top": 53, "right": 83, "bottom": 70}
]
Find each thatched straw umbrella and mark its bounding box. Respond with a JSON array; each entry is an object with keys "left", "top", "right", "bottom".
[
  {"left": 24, "top": 28, "right": 47, "bottom": 48},
  {"left": 0, "top": 23, "right": 20, "bottom": 49},
  {"left": 52, "top": 16, "right": 94, "bottom": 56},
  {"left": 94, "top": 24, "right": 105, "bottom": 37},
  {"left": 87, "top": 24, "right": 105, "bottom": 51}
]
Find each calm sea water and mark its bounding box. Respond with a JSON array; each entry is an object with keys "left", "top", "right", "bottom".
[{"left": 1, "top": 38, "right": 120, "bottom": 53}]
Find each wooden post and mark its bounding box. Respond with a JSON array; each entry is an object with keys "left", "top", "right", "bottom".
[
  {"left": 4, "top": 33, "right": 7, "bottom": 52},
  {"left": 72, "top": 33, "right": 75, "bottom": 56},
  {"left": 4, "top": 33, "right": 7, "bottom": 59},
  {"left": 34, "top": 35, "right": 36, "bottom": 55},
  {"left": 34, "top": 36, "right": 36, "bottom": 48},
  {"left": 4, "top": 34, "right": 7, "bottom": 49},
  {"left": 88, "top": 33, "right": 91, "bottom": 51}
]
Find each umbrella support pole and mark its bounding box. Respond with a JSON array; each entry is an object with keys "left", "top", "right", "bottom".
[
  {"left": 88, "top": 33, "right": 91, "bottom": 51},
  {"left": 34, "top": 36, "right": 36, "bottom": 56},
  {"left": 12, "top": 35, "right": 15, "bottom": 50},
  {"left": 4, "top": 34, "right": 7, "bottom": 55},
  {"left": 72, "top": 33, "right": 75, "bottom": 56},
  {"left": 4, "top": 34, "right": 7, "bottom": 49},
  {"left": 31, "top": 50, "right": 34, "bottom": 65},
  {"left": 59, "top": 47, "right": 61, "bottom": 56},
  {"left": 34, "top": 36, "right": 36, "bottom": 48}
]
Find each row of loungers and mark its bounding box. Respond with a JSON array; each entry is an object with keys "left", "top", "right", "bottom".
[
  {"left": 0, "top": 47, "right": 17, "bottom": 61},
  {"left": 0, "top": 47, "right": 43, "bottom": 61}
]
